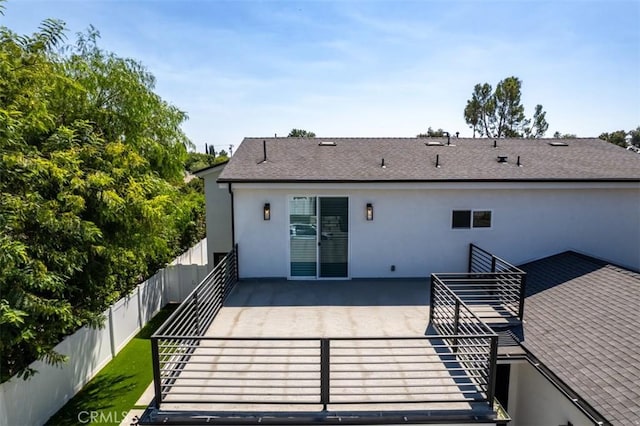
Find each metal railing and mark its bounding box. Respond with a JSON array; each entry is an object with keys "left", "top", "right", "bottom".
[
  {"left": 447, "top": 244, "right": 527, "bottom": 321},
  {"left": 429, "top": 275, "right": 498, "bottom": 404},
  {"left": 152, "top": 335, "right": 497, "bottom": 410},
  {"left": 148, "top": 243, "right": 512, "bottom": 414},
  {"left": 151, "top": 245, "right": 238, "bottom": 408}
]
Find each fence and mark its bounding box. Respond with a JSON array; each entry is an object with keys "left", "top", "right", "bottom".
[{"left": 0, "top": 239, "right": 210, "bottom": 426}]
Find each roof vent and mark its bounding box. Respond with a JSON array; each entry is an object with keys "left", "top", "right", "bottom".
[
  {"left": 497, "top": 155, "right": 508, "bottom": 163},
  {"left": 426, "top": 141, "right": 443, "bottom": 146},
  {"left": 549, "top": 141, "right": 568, "bottom": 146},
  {"left": 318, "top": 141, "right": 336, "bottom": 146}
]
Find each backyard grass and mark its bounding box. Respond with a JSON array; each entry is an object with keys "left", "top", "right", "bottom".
[{"left": 46, "top": 304, "right": 177, "bottom": 426}]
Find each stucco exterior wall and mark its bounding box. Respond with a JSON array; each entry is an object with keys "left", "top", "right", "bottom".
[
  {"left": 202, "top": 168, "right": 233, "bottom": 268},
  {"left": 508, "top": 361, "right": 595, "bottom": 426},
  {"left": 231, "top": 182, "right": 639, "bottom": 278}
]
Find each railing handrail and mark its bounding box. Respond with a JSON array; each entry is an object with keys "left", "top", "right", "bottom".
[
  {"left": 153, "top": 244, "right": 238, "bottom": 338},
  {"left": 153, "top": 334, "right": 498, "bottom": 409},
  {"left": 469, "top": 243, "right": 526, "bottom": 274},
  {"left": 431, "top": 274, "right": 498, "bottom": 337}
]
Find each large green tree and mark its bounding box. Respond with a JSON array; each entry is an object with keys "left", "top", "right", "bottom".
[
  {"left": 464, "top": 76, "right": 548, "bottom": 138},
  {"left": 0, "top": 13, "right": 200, "bottom": 381}
]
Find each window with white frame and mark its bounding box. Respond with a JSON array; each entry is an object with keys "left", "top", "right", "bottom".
[{"left": 452, "top": 210, "right": 492, "bottom": 229}]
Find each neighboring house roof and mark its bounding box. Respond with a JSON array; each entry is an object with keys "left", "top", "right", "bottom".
[
  {"left": 193, "top": 159, "right": 229, "bottom": 177},
  {"left": 519, "top": 252, "right": 640, "bottom": 425},
  {"left": 218, "top": 137, "right": 640, "bottom": 182}
]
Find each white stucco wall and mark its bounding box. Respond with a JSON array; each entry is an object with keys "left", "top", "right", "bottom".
[
  {"left": 508, "top": 361, "right": 595, "bottom": 426},
  {"left": 202, "top": 168, "right": 233, "bottom": 268},
  {"left": 231, "top": 182, "right": 640, "bottom": 278}
]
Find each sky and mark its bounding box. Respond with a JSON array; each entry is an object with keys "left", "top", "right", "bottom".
[{"left": 2, "top": 0, "right": 639, "bottom": 153}]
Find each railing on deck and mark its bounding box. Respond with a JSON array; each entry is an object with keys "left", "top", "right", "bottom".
[
  {"left": 430, "top": 276, "right": 498, "bottom": 404},
  {"left": 152, "top": 334, "right": 497, "bottom": 410},
  {"left": 454, "top": 244, "right": 527, "bottom": 321},
  {"left": 151, "top": 245, "right": 238, "bottom": 408},
  {"left": 148, "top": 243, "right": 515, "bottom": 414}
]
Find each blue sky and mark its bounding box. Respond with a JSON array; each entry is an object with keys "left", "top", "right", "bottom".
[{"left": 3, "top": 0, "right": 639, "bottom": 152}]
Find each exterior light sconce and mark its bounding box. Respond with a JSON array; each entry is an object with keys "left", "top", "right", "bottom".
[
  {"left": 366, "top": 203, "right": 373, "bottom": 221},
  {"left": 263, "top": 203, "right": 271, "bottom": 221}
]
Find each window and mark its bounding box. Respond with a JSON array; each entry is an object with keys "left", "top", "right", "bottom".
[
  {"left": 452, "top": 210, "right": 492, "bottom": 229},
  {"left": 473, "top": 210, "right": 492, "bottom": 228},
  {"left": 452, "top": 210, "right": 471, "bottom": 228}
]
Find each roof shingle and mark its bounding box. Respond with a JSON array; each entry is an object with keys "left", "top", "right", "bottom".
[
  {"left": 520, "top": 252, "right": 640, "bottom": 425},
  {"left": 218, "top": 137, "right": 640, "bottom": 182}
]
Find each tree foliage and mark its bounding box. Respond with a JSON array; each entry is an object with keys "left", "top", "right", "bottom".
[
  {"left": 599, "top": 130, "right": 629, "bottom": 147},
  {"left": 288, "top": 128, "right": 316, "bottom": 137},
  {"left": 0, "top": 15, "right": 202, "bottom": 381},
  {"left": 630, "top": 126, "right": 640, "bottom": 148},
  {"left": 417, "top": 127, "right": 446, "bottom": 138},
  {"left": 463, "top": 76, "right": 548, "bottom": 138},
  {"left": 184, "top": 151, "right": 228, "bottom": 173},
  {"left": 553, "top": 131, "right": 577, "bottom": 139}
]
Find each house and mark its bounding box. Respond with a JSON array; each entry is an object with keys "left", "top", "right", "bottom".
[
  {"left": 141, "top": 136, "right": 640, "bottom": 425},
  {"left": 197, "top": 136, "right": 639, "bottom": 277}
]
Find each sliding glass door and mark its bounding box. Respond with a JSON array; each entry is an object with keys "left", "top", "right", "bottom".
[{"left": 289, "top": 196, "right": 348, "bottom": 278}]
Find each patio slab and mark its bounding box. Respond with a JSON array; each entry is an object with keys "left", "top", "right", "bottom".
[{"left": 208, "top": 278, "right": 431, "bottom": 338}]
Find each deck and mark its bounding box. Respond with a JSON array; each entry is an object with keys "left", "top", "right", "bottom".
[
  {"left": 159, "top": 279, "right": 484, "bottom": 412},
  {"left": 142, "top": 245, "right": 524, "bottom": 424}
]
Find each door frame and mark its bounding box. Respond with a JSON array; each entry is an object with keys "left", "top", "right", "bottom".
[{"left": 286, "top": 194, "right": 351, "bottom": 280}]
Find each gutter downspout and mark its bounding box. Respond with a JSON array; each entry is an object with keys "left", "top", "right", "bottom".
[{"left": 228, "top": 182, "right": 235, "bottom": 248}]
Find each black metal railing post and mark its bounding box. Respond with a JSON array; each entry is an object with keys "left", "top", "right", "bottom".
[
  {"left": 518, "top": 273, "right": 527, "bottom": 320},
  {"left": 468, "top": 243, "right": 474, "bottom": 273},
  {"left": 320, "top": 338, "right": 330, "bottom": 411},
  {"left": 151, "top": 337, "right": 163, "bottom": 409},
  {"left": 429, "top": 275, "right": 435, "bottom": 324},
  {"left": 234, "top": 243, "right": 239, "bottom": 281},
  {"left": 486, "top": 335, "right": 499, "bottom": 404},
  {"left": 452, "top": 299, "right": 460, "bottom": 352},
  {"left": 491, "top": 255, "right": 496, "bottom": 273}
]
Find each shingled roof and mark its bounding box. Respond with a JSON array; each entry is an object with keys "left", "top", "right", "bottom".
[
  {"left": 519, "top": 252, "right": 640, "bottom": 425},
  {"left": 218, "top": 137, "right": 640, "bottom": 182}
]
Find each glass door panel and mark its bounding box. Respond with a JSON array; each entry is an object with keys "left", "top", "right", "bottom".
[
  {"left": 319, "top": 197, "right": 348, "bottom": 278},
  {"left": 289, "top": 196, "right": 317, "bottom": 277}
]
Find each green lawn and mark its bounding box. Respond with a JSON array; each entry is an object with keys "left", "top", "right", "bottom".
[{"left": 46, "top": 304, "right": 177, "bottom": 426}]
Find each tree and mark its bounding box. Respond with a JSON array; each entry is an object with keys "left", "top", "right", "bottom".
[
  {"left": 463, "top": 76, "right": 548, "bottom": 138},
  {"left": 185, "top": 151, "right": 228, "bottom": 173},
  {"left": 417, "top": 127, "right": 446, "bottom": 138},
  {"left": 599, "top": 130, "right": 627, "bottom": 147},
  {"left": 553, "top": 131, "right": 577, "bottom": 139},
  {"left": 288, "top": 129, "right": 316, "bottom": 137},
  {"left": 629, "top": 126, "right": 640, "bottom": 148},
  {"left": 0, "top": 15, "right": 201, "bottom": 381}
]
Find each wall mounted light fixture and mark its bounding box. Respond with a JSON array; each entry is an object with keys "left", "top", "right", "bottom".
[
  {"left": 366, "top": 203, "right": 373, "bottom": 221},
  {"left": 263, "top": 203, "right": 271, "bottom": 220}
]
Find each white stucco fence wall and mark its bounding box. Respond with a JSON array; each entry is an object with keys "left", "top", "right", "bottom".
[
  {"left": 0, "top": 240, "right": 209, "bottom": 426},
  {"left": 232, "top": 182, "right": 640, "bottom": 278}
]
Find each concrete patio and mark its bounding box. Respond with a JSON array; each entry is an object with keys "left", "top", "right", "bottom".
[
  {"left": 155, "top": 279, "right": 493, "bottom": 414},
  {"left": 208, "top": 278, "right": 431, "bottom": 338}
]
